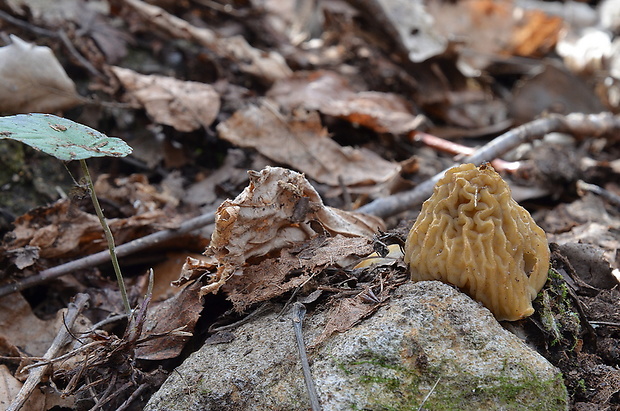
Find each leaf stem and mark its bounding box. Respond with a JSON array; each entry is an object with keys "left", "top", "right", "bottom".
[{"left": 80, "top": 159, "right": 131, "bottom": 315}]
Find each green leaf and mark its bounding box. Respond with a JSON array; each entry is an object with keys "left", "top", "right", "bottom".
[{"left": 0, "top": 113, "right": 132, "bottom": 161}]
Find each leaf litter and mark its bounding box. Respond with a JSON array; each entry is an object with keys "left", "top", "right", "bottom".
[{"left": 0, "top": 0, "right": 619, "bottom": 409}]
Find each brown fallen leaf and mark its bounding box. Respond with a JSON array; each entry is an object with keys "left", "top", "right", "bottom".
[
  {"left": 267, "top": 70, "right": 423, "bottom": 135},
  {"left": 510, "top": 9, "right": 563, "bottom": 58},
  {"left": 217, "top": 101, "right": 401, "bottom": 189},
  {"left": 136, "top": 280, "right": 203, "bottom": 361},
  {"left": 124, "top": 0, "right": 292, "bottom": 83},
  {"left": 0, "top": 364, "right": 45, "bottom": 411},
  {"left": 111, "top": 66, "right": 220, "bottom": 132},
  {"left": 0, "top": 35, "right": 81, "bottom": 114},
  {"left": 225, "top": 235, "right": 374, "bottom": 311},
  {"left": 0, "top": 293, "right": 58, "bottom": 358},
  {"left": 311, "top": 291, "right": 386, "bottom": 348},
  {"left": 200, "top": 166, "right": 384, "bottom": 295}
]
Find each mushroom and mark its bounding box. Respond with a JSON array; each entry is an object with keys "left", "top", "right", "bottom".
[{"left": 404, "top": 163, "right": 549, "bottom": 321}]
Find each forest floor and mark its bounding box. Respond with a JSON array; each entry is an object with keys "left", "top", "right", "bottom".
[{"left": 0, "top": 0, "right": 619, "bottom": 410}]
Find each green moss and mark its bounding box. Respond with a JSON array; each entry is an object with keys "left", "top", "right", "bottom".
[
  {"left": 338, "top": 350, "right": 568, "bottom": 411},
  {"left": 533, "top": 268, "right": 582, "bottom": 349}
]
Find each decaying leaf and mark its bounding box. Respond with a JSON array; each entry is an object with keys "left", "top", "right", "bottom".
[
  {"left": 124, "top": 0, "right": 292, "bottom": 83},
  {"left": 268, "top": 70, "right": 423, "bottom": 135},
  {"left": 0, "top": 293, "right": 59, "bottom": 358},
  {"left": 0, "top": 35, "right": 81, "bottom": 114},
  {"left": 0, "top": 364, "right": 45, "bottom": 411},
  {"left": 200, "top": 166, "right": 384, "bottom": 295},
  {"left": 311, "top": 289, "right": 389, "bottom": 348},
  {"left": 136, "top": 280, "right": 203, "bottom": 361},
  {"left": 225, "top": 235, "right": 375, "bottom": 311},
  {"left": 111, "top": 66, "right": 220, "bottom": 132},
  {"left": 217, "top": 101, "right": 401, "bottom": 190},
  {"left": 6, "top": 174, "right": 180, "bottom": 260}
]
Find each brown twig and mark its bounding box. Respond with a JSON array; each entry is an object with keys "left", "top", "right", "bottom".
[
  {"left": 7, "top": 293, "right": 90, "bottom": 411},
  {"left": 358, "top": 112, "right": 620, "bottom": 219},
  {"left": 0, "top": 211, "right": 216, "bottom": 298},
  {"left": 411, "top": 131, "right": 521, "bottom": 173}
]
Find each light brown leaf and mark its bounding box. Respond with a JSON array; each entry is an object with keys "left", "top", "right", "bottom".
[
  {"left": 268, "top": 71, "right": 423, "bottom": 135},
  {"left": 111, "top": 66, "right": 220, "bottom": 132},
  {"left": 217, "top": 101, "right": 401, "bottom": 188},
  {"left": 124, "top": 0, "right": 291, "bottom": 83},
  {"left": 0, "top": 35, "right": 81, "bottom": 114}
]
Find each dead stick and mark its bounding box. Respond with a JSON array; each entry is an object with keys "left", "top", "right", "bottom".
[
  {"left": 0, "top": 212, "right": 216, "bottom": 298},
  {"left": 7, "top": 293, "right": 90, "bottom": 411},
  {"left": 358, "top": 112, "right": 620, "bottom": 219},
  {"left": 292, "top": 302, "right": 322, "bottom": 411}
]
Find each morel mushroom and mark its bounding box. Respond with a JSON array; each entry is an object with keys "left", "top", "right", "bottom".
[{"left": 404, "top": 163, "right": 549, "bottom": 321}]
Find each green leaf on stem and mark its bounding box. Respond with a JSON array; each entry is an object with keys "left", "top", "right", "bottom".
[{"left": 0, "top": 113, "right": 132, "bottom": 161}]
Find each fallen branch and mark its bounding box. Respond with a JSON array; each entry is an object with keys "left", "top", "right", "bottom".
[
  {"left": 0, "top": 211, "right": 215, "bottom": 298},
  {"left": 358, "top": 112, "right": 620, "bottom": 219},
  {"left": 7, "top": 293, "right": 90, "bottom": 411}
]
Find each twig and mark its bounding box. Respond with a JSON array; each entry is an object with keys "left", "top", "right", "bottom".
[
  {"left": 57, "top": 29, "right": 107, "bottom": 80},
  {"left": 0, "top": 10, "right": 57, "bottom": 37},
  {"left": 577, "top": 180, "right": 620, "bottom": 208},
  {"left": 7, "top": 293, "right": 90, "bottom": 411},
  {"left": 116, "top": 382, "right": 149, "bottom": 411},
  {"left": 411, "top": 131, "right": 521, "bottom": 173},
  {"left": 417, "top": 376, "right": 441, "bottom": 411},
  {"left": 358, "top": 112, "right": 620, "bottom": 219},
  {"left": 292, "top": 302, "right": 322, "bottom": 411},
  {"left": 0, "top": 211, "right": 216, "bottom": 298}
]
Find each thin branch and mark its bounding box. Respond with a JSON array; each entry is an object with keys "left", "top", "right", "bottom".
[
  {"left": 358, "top": 112, "right": 620, "bottom": 219},
  {"left": 7, "top": 293, "right": 90, "bottom": 411},
  {"left": 292, "top": 302, "right": 322, "bottom": 411},
  {"left": 0, "top": 211, "right": 216, "bottom": 298}
]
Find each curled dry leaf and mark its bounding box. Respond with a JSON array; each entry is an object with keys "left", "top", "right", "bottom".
[
  {"left": 217, "top": 101, "right": 401, "bottom": 190},
  {"left": 268, "top": 70, "right": 423, "bottom": 135},
  {"left": 0, "top": 35, "right": 81, "bottom": 114},
  {"left": 111, "top": 66, "right": 220, "bottom": 132},
  {"left": 200, "top": 166, "right": 384, "bottom": 295}
]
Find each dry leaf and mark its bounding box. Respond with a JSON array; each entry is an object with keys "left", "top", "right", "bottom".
[
  {"left": 225, "top": 235, "right": 374, "bottom": 311},
  {"left": 0, "top": 35, "right": 81, "bottom": 114},
  {"left": 311, "top": 293, "right": 383, "bottom": 347},
  {"left": 111, "top": 66, "right": 220, "bottom": 132},
  {"left": 268, "top": 70, "right": 423, "bottom": 135},
  {"left": 0, "top": 364, "right": 46, "bottom": 411},
  {"left": 0, "top": 293, "right": 57, "bottom": 358},
  {"left": 217, "top": 101, "right": 401, "bottom": 189},
  {"left": 201, "top": 166, "right": 384, "bottom": 294},
  {"left": 124, "top": 0, "right": 291, "bottom": 83},
  {"left": 136, "top": 280, "right": 203, "bottom": 360},
  {"left": 511, "top": 10, "right": 563, "bottom": 57},
  {"left": 7, "top": 199, "right": 168, "bottom": 259}
]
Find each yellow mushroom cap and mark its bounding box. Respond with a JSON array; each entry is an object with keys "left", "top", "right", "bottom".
[{"left": 404, "top": 163, "right": 549, "bottom": 321}]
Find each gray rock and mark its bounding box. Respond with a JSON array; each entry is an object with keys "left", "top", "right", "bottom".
[{"left": 146, "top": 281, "right": 568, "bottom": 410}]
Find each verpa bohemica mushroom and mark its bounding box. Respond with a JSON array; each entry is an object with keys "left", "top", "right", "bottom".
[{"left": 404, "top": 163, "right": 549, "bottom": 321}]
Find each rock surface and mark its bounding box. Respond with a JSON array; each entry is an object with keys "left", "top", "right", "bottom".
[{"left": 146, "top": 281, "right": 568, "bottom": 410}]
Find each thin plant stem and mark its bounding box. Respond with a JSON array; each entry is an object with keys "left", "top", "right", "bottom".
[{"left": 80, "top": 159, "right": 131, "bottom": 315}]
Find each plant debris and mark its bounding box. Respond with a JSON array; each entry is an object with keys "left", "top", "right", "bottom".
[{"left": 0, "top": 0, "right": 619, "bottom": 409}]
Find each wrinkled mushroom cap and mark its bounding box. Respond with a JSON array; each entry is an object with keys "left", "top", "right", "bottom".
[{"left": 404, "top": 163, "right": 549, "bottom": 321}]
